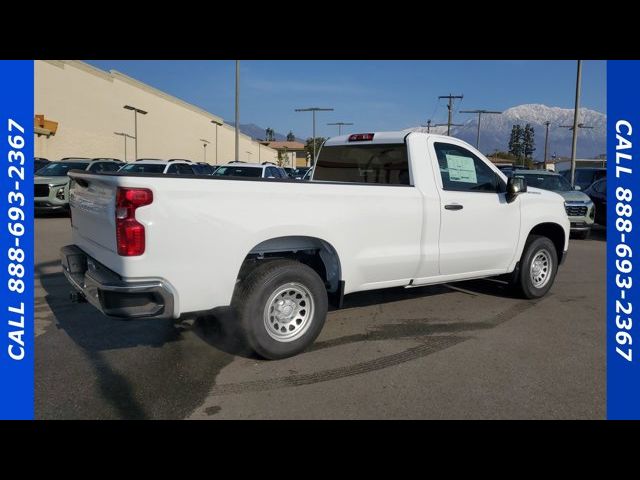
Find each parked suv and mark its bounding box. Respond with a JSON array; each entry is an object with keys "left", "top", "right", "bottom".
[
  {"left": 584, "top": 177, "right": 607, "bottom": 226},
  {"left": 514, "top": 169, "right": 595, "bottom": 239},
  {"left": 213, "top": 161, "right": 288, "bottom": 179},
  {"left": 35, "top": 157, "right": 50, "bottom": 173},
  {"left": 35, "top": 158, "right": 121, "bottom": 213},
  {"left": 118, "top": 159, "right": 197, "bottom": 175},
  {"left": 561, "top": 167, "right": 606, "bottom": 191}
]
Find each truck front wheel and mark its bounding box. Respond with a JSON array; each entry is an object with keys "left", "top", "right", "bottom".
[
  {"left": 232, "top": 259, "right": 328, "bottom": 360},
  {"left": 512, "top": 235, "right": 558, "bottom": 299}
]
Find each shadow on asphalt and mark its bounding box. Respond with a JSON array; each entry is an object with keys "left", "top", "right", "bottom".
[
  {"left": 36, "top": 258, "right": 237, "bottom": 419},
  {"left": 192, "top": 279, "right": 521, "bottom": 359}
]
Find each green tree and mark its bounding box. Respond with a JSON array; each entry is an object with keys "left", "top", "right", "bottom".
[
  {"left": 508, "top": 125, "right": 524, "bottom": 160},
  {"left": 286, "top": 131, "right": 296, "bottom": 141},
  {"left": 523, "top": 123, "right": 536, "bottom": 161},
  {"left": 277, "top": 147, "right": 289, "bottom": 167},
  {"left": 305, "top": 137, "right": 326, "bottom": 165},
  {"left": 265, "top": 128, "right": 275, "bottom": 142},
  {"left": 491, "top": 151, "right": 518, "bottom": 161}
]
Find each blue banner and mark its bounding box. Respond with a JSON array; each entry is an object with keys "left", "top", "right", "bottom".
[
  {"left": 607, "top": 60, "right": 640, "bottom": 419},
  {"left": 0, "top": 60, "right": 34, "bottom": 420}
]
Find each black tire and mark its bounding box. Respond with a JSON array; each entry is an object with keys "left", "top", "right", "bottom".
[
  {"left": 573, "top": 229, "right": 590, "bottom": 240},
  {"left": 232, "top": 259, "right": 328, "bottom": 360},
  {"left": 512, "top": 235, "right": 558, "bottom": 299}
]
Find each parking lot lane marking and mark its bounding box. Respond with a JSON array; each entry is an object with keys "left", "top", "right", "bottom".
[{"left": 202, "top": 335, "right": 468, "bottom": 398}]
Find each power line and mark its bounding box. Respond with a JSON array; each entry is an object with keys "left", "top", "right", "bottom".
[
  {"left": 438, "top": 94, "right": 464, "bottom": 135},
  {"left": 460, "top": 109, "right": 502, "bottom": 150}
]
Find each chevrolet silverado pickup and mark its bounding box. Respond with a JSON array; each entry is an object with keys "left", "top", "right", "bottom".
[{"left": 61, "top": 132, "right": 570, "bottom": 359}]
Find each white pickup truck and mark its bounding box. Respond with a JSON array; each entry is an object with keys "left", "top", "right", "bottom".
[{"left": 61, "top": 132, "right": 570, "bottom": 359}]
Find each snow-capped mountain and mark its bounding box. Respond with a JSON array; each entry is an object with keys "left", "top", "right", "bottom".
[{"left": 408, "top": 104, "right": 606, "bottom": 160}]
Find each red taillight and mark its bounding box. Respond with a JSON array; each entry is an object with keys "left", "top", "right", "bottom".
[
  {"left": 348, "top": 133, "right": 374, "bottom": 142},
  {"left": 116, "top": 187, "right": 153, "bottom": 256}
]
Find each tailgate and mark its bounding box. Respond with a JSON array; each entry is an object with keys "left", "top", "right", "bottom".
[{"left": 68, "top": 172, "right": 118, "bottom": 254}]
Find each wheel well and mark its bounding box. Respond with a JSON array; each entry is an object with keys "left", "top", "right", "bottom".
[
  {"left": 528, "top": 223, "right": 566, "bottom": 263},
  {"left": 238, "top": 236, "right": 341, "bottom": 293}
]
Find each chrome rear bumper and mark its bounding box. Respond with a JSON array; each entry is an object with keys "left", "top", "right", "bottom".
[{"left": 60, "top": 245, "right": 175, "bottom": 319}]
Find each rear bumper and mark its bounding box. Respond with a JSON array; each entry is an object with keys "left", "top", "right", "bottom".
[{"left": 60, "top": 245, "right": 175, "bottom": 319}]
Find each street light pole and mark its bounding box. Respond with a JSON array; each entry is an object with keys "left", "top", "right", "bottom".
[
  {"left": 543, "top": 121, "right": 551, "bottom": 170},
  {"left": 235, "top": 60, "right": 240, "bottom": 162},
  {"left": 123, "top": 105, "right": 148, "bottom": 161},
  {"left": 295, "top": 107, "right": 334, "bottom": 165},
  {"left": 211, "top": 119, "right": 223, "bottom": 165},
  {"left": 569, "top": 60, "right": 583, "bottom": 187},
  {"left": 327, "top": 122, "right": 354, "bottom": 135},
  {"left": 114, "top": 132, "right": 134, "bottom": 162},
  {"left": 199, "top": 138, "right": 210, "bottom": 163},
  {"left": 460, "top": 109, "right": 502, "bottom": 150}
]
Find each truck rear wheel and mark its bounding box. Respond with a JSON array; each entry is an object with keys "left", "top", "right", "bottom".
[
  {"left": 512, "top": 235, "right": 558, "bottom": 299},
  {"left": 232, "top": 259, "right": 328, "bottom": 360}
]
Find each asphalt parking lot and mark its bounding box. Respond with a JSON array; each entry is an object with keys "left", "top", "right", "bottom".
[{"left": 35, "top": 214, "right": 606, "bottom": 419}]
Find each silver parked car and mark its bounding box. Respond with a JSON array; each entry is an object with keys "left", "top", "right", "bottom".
[{"left": 35, "top": 158, "right": 122, "bottom": 213}]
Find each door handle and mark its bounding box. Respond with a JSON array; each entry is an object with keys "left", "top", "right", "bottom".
[{"left": 444, "top": 204, "right": 463, "bottom": 211}]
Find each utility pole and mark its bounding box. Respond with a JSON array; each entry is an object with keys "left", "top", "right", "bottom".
[
  {"left": 569, "top": 60, "right": 582, "bottom": 187},
  {"left": 421, "top": 119, "right": 433, "bottom": 133},
  {"left": 561, "top": 118, "right": 594, "bottom": 181},
  {"left": 327, "top": 122, "right": 353, "bottom": 135},
  {"left": 543, "top": 121, "right": 551, "bottom": 170},
  {"left": 438, "top": 94, "right": 464, "bottom": 135},
  {"left": 295, "top": 107, "right": 334, "bottom": 165},
  {"left": 460, "top": 109, "right": 502, "bottom": 150},
  {"left": 235, "top": 60, "right": 240, "bottom": 162}
]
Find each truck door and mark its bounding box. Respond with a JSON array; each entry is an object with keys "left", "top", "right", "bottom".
[{"left": 431, "top": 140, "right": 520, "bottom": 277}]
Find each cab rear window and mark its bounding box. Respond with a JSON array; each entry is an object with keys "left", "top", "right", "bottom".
[{"left": 314, "top": 144, "right": 410, "bottom": 185}]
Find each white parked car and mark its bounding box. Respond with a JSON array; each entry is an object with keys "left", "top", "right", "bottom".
[
  {"left": 118, "top": 159, "right": 197, "bottom": 175},
  {"left": 213, "top": 161, "right": 289, "bottom": 179},
  {"left": 62, "top": 131, "right": 570, "bottom": 359}
]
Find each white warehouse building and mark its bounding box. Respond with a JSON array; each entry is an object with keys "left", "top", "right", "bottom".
[{"left": 34, "top": 60, "right": 278, "bottom": 164}]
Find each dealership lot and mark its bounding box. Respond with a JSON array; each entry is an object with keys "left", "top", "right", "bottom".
[{"left": 35, "top": 215, "right": 605, "bottom": 419}]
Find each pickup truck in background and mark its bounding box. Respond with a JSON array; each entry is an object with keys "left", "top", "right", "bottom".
[{"left": 61, "top": 132, "right": 570, "bottom": 359}]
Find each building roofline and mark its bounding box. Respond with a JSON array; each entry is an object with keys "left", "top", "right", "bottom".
[{"left": 46, "top": 61, "right": 224, "bottom": 125}]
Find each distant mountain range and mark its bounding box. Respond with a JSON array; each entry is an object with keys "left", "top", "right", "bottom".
[
  {"left": 226, "top": 122, "right": 305, "bottom": 143},
  {"left": 407, "top": 104, "right": 606, "bottom": 160}
]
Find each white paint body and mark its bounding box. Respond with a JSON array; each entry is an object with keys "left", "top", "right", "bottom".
[{"left": 68, "top": 132, "right": 570, "bottom": 318}]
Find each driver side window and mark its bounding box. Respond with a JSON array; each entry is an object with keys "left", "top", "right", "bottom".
[{"left": 434, "top": 142, "right": 503, "bottom": 193}]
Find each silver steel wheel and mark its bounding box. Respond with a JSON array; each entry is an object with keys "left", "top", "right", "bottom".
[
  {"left": 263, "top": 282, "right": 314, "bottom": 343},
  {"left": 530, "top": 248, "right": 552, "bottom": 288}
]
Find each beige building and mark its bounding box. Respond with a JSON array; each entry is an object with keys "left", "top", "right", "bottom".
[{"left": 34, "top": 60, "right": 277, "bottom": 164}]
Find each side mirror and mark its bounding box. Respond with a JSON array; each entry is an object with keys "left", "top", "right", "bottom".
[
  {"left": 574, "top": 185, "right": 582, "bottom": 191},
  {"left": 506, "top": 176, "right": 527, "bottom": 203}
]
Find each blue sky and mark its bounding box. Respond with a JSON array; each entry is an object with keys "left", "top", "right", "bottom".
[{"left": 86, "top": 60, "right": 606, "bottom": 139}]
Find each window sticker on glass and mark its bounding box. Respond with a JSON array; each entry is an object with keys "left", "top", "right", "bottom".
[{"left": 445, "top": 154, "right": 477, "bottom": 183}]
